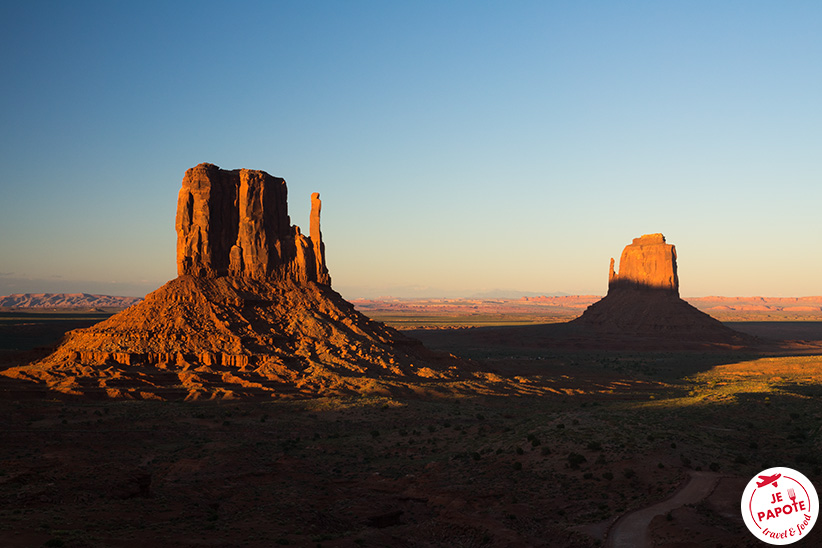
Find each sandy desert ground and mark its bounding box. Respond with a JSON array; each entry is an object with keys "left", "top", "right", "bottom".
[{"left": 1, "top": 310, "right": 821, "bottom": 547}]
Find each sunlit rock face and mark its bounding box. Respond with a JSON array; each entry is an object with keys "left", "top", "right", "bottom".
[
  {"left": 176, "top": 163, "right": 330, "bottom": 285},
  {"left": 3, "top": 164, "right": 461, "bottom": 399},
  {"left": 608, "top": 233, "right": 678, "bottom": 295}
]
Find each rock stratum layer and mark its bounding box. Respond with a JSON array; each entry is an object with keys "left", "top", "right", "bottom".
[
  {"left": 3, "top": 164, "right": 462, "bottom": 399},
  {"left": 573, "top": 233, "right": 753, "bottom": 346}
]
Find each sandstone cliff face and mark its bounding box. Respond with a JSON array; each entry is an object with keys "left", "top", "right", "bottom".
[
  {"left": 176, "top": 163, "right": 329, "bottom": 285},
  {"left": 608, "top": 233, "right": 678, "bottom": 295}
]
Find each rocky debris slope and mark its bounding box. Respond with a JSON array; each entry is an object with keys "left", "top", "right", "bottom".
[
  {"left": 3, "top": 164, "right": 463, "bottom": 399},
  {"left": 572, "top": 234, "right": 754, "bottom": 346}
]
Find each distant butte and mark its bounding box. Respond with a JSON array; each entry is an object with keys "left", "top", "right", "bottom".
[
  {"left": 572, "top": 233, "right": 754, "bottom": 346},
  {"left": 3, "top": 164, "right": 462, "bottom": 399},
  {"left": 608, "top": 233, "right": 678, "bottom": 294}
]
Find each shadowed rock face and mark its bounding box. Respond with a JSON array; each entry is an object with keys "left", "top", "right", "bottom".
[
  {"left": 4, "top": 164, "right": 461, "bottom": 399},
  {"left": 177, "top": 163, "right": 330, "bottom": 285},
  {"left": 574, "top": 234, "right": 753, "bottom": 346}
]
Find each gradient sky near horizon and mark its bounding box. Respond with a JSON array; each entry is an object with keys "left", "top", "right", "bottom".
[{"left": 1, "top": 1, "right": 820, "bottom": 299}]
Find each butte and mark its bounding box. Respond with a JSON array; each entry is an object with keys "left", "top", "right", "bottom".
[
  {"left": 570, "top": 233, "right": 754, "bottom": 347},
  {"left": 4, "top": 163, "right": 462, "bottom": 399}
]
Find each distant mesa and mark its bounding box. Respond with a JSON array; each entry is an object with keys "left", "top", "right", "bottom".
[
  {"left": 572, "top": 233, "right": 754, "bottom": 346},
  {"left": 3, "top": 163, "right": 461, "bottom": 399},
  {"left": 0, "top": 293, "right": 142, "bottom": 309}
]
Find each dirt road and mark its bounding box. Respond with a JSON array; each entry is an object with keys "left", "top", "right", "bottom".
[{"left": 605, "top": 471, "right": 723, "bottom": 548}]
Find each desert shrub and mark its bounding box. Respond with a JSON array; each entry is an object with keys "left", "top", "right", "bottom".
[
  {"left": 568, "top": 452, "right": 587, "bottom": 469},
  {"left": 623, "top": 468, "right": 636, "bottom": 479},
  {"left": 515, "top": 447, "right": 524, "bottom": 455},
  {"left": 586, "top": 441, "right": 602, "bottom": 451},
  {"left": 709, "top": 462, "right": 720, "bottom": 472},
  {"left": 602, "top": 471, "right": 614, "bottom": 480}
]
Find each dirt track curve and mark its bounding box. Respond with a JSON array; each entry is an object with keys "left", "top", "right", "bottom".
[{"left": 605, "top": 471, "right": 723, "bottom": 548}]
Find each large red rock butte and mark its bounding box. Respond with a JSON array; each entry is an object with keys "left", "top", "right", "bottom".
[
  {"left": 573, "top": 233, "right": 753, "bottom": 346},
  {"left": 3, "top": 164, "right": 461, "bottom": 399},
  {"left": 176, "top": 164, "right": 330, "bottom": 284},
  {"left": 608, "top": 233, "right": 678, "bottom": 294}
]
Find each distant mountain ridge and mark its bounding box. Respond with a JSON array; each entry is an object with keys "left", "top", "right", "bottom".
[
  {"left": 0, "top": 293, "right": 144, "bottom": 309},
  {"left": 3, "top": 292, "right": 821, "bottom": 316}
]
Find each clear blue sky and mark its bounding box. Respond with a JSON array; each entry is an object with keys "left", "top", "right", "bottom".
[{"left": 1, "top": 1, "right": 820, "bottom": 298}]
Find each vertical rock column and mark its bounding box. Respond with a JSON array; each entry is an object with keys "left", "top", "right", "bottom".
[
  {"left": 234, "top": 169, "right": 290, "bottom": 279},
  {"left": 310, "top": 192, "right": 331, "bottom": 285},
  {"left": 176, "top": 164, "right": 240, "bottom": 277}
]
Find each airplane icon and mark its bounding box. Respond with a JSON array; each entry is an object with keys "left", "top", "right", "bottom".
[{"left": 757, "top": 473, "right": 781, "bottom": 488}]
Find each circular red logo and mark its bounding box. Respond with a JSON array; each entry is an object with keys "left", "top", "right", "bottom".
[{"left": 741, "top": 467, "right": 818, "bottom": 544}]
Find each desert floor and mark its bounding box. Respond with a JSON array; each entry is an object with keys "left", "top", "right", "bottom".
[{"left": 1, "top": 312, "right": 821, "bottom": 547}]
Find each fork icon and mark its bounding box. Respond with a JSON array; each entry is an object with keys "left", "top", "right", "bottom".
[{"left": 788, "top": 488, "right": 796, "bottom": 503}]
